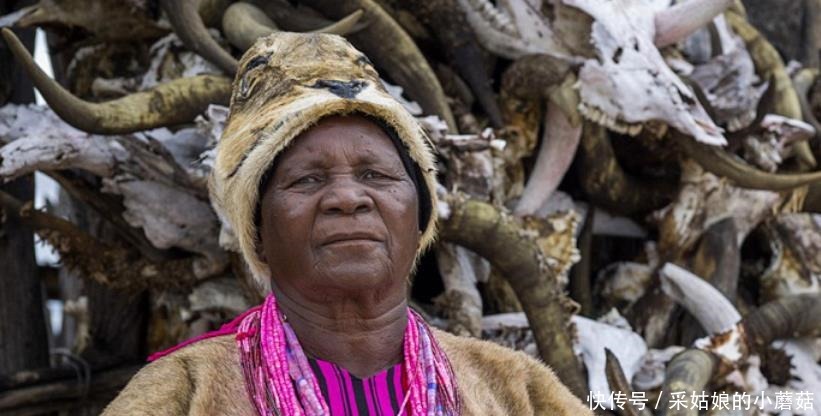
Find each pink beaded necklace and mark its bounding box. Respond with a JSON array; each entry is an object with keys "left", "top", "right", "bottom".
[{"left": 236, "top": 295, "right": 461, "bottom": 416}]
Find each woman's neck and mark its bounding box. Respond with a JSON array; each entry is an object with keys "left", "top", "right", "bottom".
[{"left": 272, "top": 285, "right": 408, "bottom": 379}]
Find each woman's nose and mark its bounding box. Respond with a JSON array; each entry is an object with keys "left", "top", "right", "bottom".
[{"left": 319, "top": 177, "right": 374, "bottom": 215}]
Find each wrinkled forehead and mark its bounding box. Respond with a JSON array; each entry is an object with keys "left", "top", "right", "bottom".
[{"left": 271, "top": 114, "right": 405, "bottom": 174}]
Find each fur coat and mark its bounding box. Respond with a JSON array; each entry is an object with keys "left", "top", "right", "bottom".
[{"left": 102, "top": 328, "right": 591, "bottom": 415}]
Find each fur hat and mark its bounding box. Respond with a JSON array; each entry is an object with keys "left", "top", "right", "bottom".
[{"left": 209, "top": 33, "right": 439, "bottom": 291}]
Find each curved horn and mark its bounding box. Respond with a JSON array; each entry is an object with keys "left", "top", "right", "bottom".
[
  {"left": 679, "top": 134, "right": 821, "bottom": 190},
  {"left": 657, "top": 349, "right": 718, "bottom": 416},
  {"left": 310, "top": 9, "right": 364, "bottom": 35},
  {"left": 300, "top": 0, "right": 457, "bottom": 131},
  {"left": 792, "top": 68, "right": 821, "bottom": 137},
  {"left": 501, "top": 54, "right": 572, "bottom": 101},
  {"left": 654, "top": 0, "right": 733, "bottom": 47},
  {"left": 741, "top": 294, "right": 821, "bottom": 350},
  {"left": 659, "top": 263, "right": 741, "bottom": 335},
  {"left": 578, "top": 122, "right": 674, "bottom": 215},
  {"left": 161, "top": 0, "right": 238, "bottom": 74},
  {"left": 222, "top": 2, "right": 279, "bottom": 51},
  {"left": 726, "top": 11, "right": 817, "bottom": 168},
  {"left": 399, "top": 0, "right": 503, "bottom": 127},
  {"left": 1, "top": 28, "right": 231, "bottom": 134},
  {"left": 439, "top": 196, "right": 588, "bottom": 398},
  {"left": 222, "top": 3, "right": 365, "bottom": 51},
  {"left": 605, "top": 349, "right": 653, "bottom": 416},
  {"left": 515, "top": 96, "right": 581, "bottom": 216}
]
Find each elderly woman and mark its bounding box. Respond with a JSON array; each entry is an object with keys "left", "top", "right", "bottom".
[{"left": 102, "top": 33, "right": 590, "bottom": 416}]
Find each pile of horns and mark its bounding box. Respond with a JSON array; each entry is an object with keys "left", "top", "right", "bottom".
[{"left": 0, "top": 0, "right": 819, "bottom": 414}]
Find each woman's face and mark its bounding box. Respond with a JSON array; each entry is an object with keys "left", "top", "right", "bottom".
[{"left": 257, "top": 115, "right": 420, "bottom": 304}]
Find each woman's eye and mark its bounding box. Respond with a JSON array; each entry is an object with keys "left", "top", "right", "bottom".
[
  {"left": 362, "top": 170, "right": 388, "bottom": 180},
  {"left": 293, "top": 175, "right": 321, "bottom": 185}
]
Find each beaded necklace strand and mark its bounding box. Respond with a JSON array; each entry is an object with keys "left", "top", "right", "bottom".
[{"left": 237, "top": 295, "right": 460, "bottom": 416}]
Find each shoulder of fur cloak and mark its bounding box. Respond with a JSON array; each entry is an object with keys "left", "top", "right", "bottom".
[
  {"left": 102, "top": 330, "right": 591, "bottom": 416},
  {"left": 431, "top": 328, "right": 592, "bottom": 415}
]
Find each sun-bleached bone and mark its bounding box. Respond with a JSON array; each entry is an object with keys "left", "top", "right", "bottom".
[{"left": 565, "top": 0, "right": 726, "bottom": 145}]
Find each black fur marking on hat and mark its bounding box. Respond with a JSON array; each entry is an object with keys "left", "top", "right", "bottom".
[
  {"left": 309, "top": 79, "right": 367, "bottom": 99},
  {"left": 245, "top": 55, "right": 269, "bottom": 72}
]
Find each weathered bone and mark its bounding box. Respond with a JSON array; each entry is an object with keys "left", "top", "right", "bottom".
[
  {"left": 726, "top": 10, "right": 817, "bottom": 169},
  {"left": 436, "top": 243, "right": 485, "bottom": 337},
  {"left": 566, "top": 0, "right": 725, "bottom": 145},
  {"left": 455, "top": 0, "right": 575, "bottom": 60},
  {"left": 0, "top": 105, "right": 226, "bottom": 274},
  {"left": 742, "top": 115, "right": 816, "bottom": 173},
  {"left": 687, "top": 35, "right": 766, "bottom": 132},
  {"left": 1, "top": 29, "right": 231, "bottom": 135},
  {"left": 759, "top": 213, "right": 821, "bottom": 302},
  {"left": 654, "top": 0, "right": 733, "bottom": 47},
  {"left": 161, "top": 0, "right": 238, "bottom": 74},
  {"left": 9, "top": 0, "right": 166, "bottom": 41},
  {"left": 652, "top": 158, "right": 781, "bottom": 257},
  {"left": 573, "top": 313, "right": 647, "bottom": 411},
  {"left": 631, "top": 346, "right": 685, "bottom": 391},
  {"left": 0, "top": 189, "right": 205, "bottom": 292},
  {"left": 659, "top": 263, "right": 741, "bottom": 335}
]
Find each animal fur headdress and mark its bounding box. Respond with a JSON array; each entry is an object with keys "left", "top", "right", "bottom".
[{"left": 209, "top": 33, "right": 439, "bottom": 291}]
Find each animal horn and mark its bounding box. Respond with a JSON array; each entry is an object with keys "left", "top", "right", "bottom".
[
  {"left": 501, "top": 54, "right": 572, "bottom": 100},
  {"left": 299, "top": 0, "right": 458, "bottom": 131},
  {"left": 659, "top": 263, "right": 741, "bottom": 335},
  {"left": 605, "top": 349, "right": 652, "bottom": 416},
  {"left": 741, "top": 294, "right": 821, "bottom": 350},
  {"left": 679, "top": 135, "right": 821, "bottom": 190},
  {"left": 578, "top": 122, "right": 674, "bottom": 215},
  {"left": 310, "top": 9, "right": 364, "bottom": 35},
  {"left": 222, "top": 3, "right": 365, "bottom": 51},
  {"left": 1, "top": 28, "right": 231, "bottom": 134},
  {"left": 222, "top": 2, "right": 280, "bottom": 51},
  {"left": 657, "top": 349, "right": 718, "bottom": 415},
  {"left": 654, "top": 0, "right": 733, "bottom": 47},
  {"left": 514, "top": 95, "right": 582, "bottom": 216},
  {"left": 161, "top": 0, "right": 238, "bottom": 74}
]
